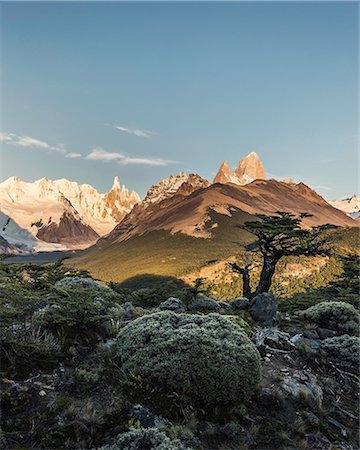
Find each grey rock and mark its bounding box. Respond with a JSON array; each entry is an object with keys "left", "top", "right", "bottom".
[
  {"left": 281, "top": 370, "right": 323, "bottom": 407},
  {"left": 132, "top": 404, "right": 168, "bottom": 428},
  {"left": 302, "top": 330, "right": 320, "bottom": 340},
  {"left": 188, "top": 294, "right": 221, "bottom": 312},
  {"left": 317, "top": 327, "right": 337, "bottom": 340},
  {"left": 228, "top": 297, "right": 250, "bottom": 311},
  {"left": 159, "top": 297, "right": 186, "bottom": 312},
  {"left": 253, "top": 328, "right": 294, "bottom": 352},
  {"left": 249, "top": 293, "right": 277, "bottom": 327}
]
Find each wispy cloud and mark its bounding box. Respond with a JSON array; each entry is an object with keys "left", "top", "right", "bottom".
[
  {"left": 65, "top": 152, "right": 82, "bottom": 158},
  {"left": 314, "top": 185, "right": 333, "bottom": 192},
  {"left": 85, "top": 147, "right": 175, "bottom": 166},
  {"left": 0, "top": 131, "right": 65, "bottom": 153},
  {"left": 113, "top": 125, "right": 159, "bottom": 138}
]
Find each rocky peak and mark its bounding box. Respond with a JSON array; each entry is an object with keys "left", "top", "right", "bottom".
[
  {"left": 213, "top": 152, "right": 267, "bottom": 186},
  {"left": 235, "top": 152, "right": 266, "bottom": 184},
  {"left": 143, "top": 172, "right": 209, "bottom": 207},
  {"left": 213, "top": 161, "right": 239, "bottom": 185}
]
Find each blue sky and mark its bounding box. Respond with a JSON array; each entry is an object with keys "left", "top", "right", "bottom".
[{"left": 0, "top": 1, "right": 358, "bottom": 199}]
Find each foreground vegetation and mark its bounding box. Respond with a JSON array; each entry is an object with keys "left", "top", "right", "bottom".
[{"left": 1, "top": 253, "right": 359, "bottom": 449}]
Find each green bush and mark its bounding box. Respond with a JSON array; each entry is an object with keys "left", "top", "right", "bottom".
[
  {"left": 33, "top": 288, "right": 117, "bottom": 344},
  {"left": 321, "top": 335, "right": 360, "bottom": 367},
  {"left": 113, "top": 311, "right": 261, "bottom": 410},
  {"left": 223, "top": 314, "right": 252, "bottom": 336},
  {"left": 98, "top": 427, "right": 190, "bottom": 450},
  {"left": 301, "top": 301, "right": 359, "bottom": 335}
]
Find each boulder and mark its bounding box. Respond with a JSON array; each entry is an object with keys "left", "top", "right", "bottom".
[
  {"left": 249, "top": 293, "right": 278, "bottom": 327},
  {"left": 317, "top": 327, "right": 336, "bottom": 340},
  {"left": 159, "top": 297, "right": 186, "bottom": 312},
  {"left": 228, "top": 297, "right": 250, "bottom": 311},
  {"left": 131, "top": 404, "right": 168, "bottom": 428},
  {"left": 281, "top": 370, "right": 323, "bottom": 407},
  {"left": 253, "top": 328, "right": 294, "bottom": 352}
]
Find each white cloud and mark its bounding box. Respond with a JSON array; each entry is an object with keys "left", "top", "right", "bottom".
[
  {"left": 0, "top": 131, "right": 65, "bottom": 152},
  {"left": 314, "top": 185, "right": 333, "bottom": 191},
  {"left": 85, "top": 148, "right": 121, "bottom": 161},
  {"left": 114, "top": 125, "right": 159, "bottom": 138},
  {"left": 85, "top": 147, "right": 174, "bottom": 166},
  {"left": 65, "top": 152, "right": 82, "bottom": 158}
]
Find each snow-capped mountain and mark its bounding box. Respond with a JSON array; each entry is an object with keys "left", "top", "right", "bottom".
[
  {"left": 330, "top": 195, "right": 360, "bottom": 220},
  {"left": 0, "top": 176, "right": 140, "bottom": 252},
  {"left": 214, "top": 152, "right": 267, "bottom": 185}
]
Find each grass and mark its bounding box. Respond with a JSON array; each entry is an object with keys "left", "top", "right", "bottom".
[{"left": 68, "top": 210, "right": 255, "bottom": 282}]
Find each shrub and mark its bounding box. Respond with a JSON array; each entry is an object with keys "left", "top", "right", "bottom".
[
  {"left": 113, "top": 311, "right": 261, "bottom": 410},
  {"left": 98, "top": 427, "right": 190, "bottom": 450},
  {"left": 33, "top": 288, "right": 115, "bottom": 344},
  {"left": 187, "top": 294, "right": 221, "bottom": 312},
  {"left": 321, "top": 335, "right": 360, "bottom": 367},
  {"left": 301, "top": 301, "right": 359, "bottom": 335},
  {"left": 223, "top": 315, "right": 252, "bottom": 336},
  {"left": 55, "top": 276, "right": 110, "bottom": 292}
]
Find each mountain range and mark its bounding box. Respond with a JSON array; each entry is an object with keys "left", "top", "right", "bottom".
[
  {"left": 0, "top": 176, "right": 140, "bottom": 253},
  {"left": 0, "top": 153, "right": 358, "bottom": 257}
]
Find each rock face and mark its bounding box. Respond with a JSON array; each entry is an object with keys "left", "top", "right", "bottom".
[
  {"left": 143, "top": 172, "right": 210, "bottom": 208},
  {"left": 213, "top": 152, "right": 267, "bottom": 186},
  {"left": 213, "top": 161, "right": 240, "bottom": 185},
  {"left": 235, "top": 152, "right": 267, "bottom": 184},
  {"left": 249, "top": 293, "right": 278, "bottom": 327},
  {"left": 0, "top": 176, "right": 140, "bottom": 250}
]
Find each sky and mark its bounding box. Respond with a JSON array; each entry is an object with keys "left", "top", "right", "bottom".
[{"left": 0, "top": 1, "right": 358, "bottom": 199}]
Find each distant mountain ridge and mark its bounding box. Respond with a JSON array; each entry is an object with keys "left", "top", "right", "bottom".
[
  {"left": 330, "top": 195, "right": 360, "bottom": 220},
  {"left": 0, "top": 176, "right": 140, "bottom": 252},
  {"left": 99, "top": 177, "right": 357, "bottom": 248}
]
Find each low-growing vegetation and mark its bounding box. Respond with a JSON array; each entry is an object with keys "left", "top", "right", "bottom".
[{"left": 1, "top": 254, "right": 359, "bottom": 449}]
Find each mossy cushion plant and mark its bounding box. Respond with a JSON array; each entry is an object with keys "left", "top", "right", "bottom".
[
  {"left": 301, "top": 301, "right": 360, "bottom": 335},
  {"left": 113, "top": 311, "right": 261, "bottom": 411},
  {"left": 98, "top": 427, "right": 190, "bottom": 450},
  {"left": 321, "top": 335, "right": 360, "bottom": 367}
]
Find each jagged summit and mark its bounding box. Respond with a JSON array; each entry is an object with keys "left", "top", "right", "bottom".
[
  {"left": 0, "top": 176, "right": 140, "bottom": 250},
  {"left": 143, "top": 171, "right": 210, "bottom": 207},
  {"left": 213, "top": 152, "right": 267, "bottom": 186},
  {"left": 235, "top": 152, "right": 266, "bottom": 184},
  {"left": 214, "top": 161, "right": 239, "bottom": 185}
]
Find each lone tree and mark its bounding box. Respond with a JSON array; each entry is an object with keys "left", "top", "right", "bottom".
[{"left": 230, "top": 212, "right": 336, "bottom": 299}]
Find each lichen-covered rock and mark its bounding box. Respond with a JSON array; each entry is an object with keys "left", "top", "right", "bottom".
[
  {"left": 249, "top": 293, "right": 278, "bottom": 327},
  {"left": 321, "top": 335, "right": 360, "bottom": 367},
  {"left": 253, "top": 328, "right": 294, "bottom": 352},
  {"left": 55, "top": 276, "right": 110, "bottom": 292},
  {"left": 281, "top": 370, "right": 323, "bottom": 407},
  {"left": 113, "top": 311, "right": 261, "bottom": 408},
  {"left": 187, "top": 294, "right": 221, "bottom": 312},
  {"left": 131, "top": 404, "right": 168, "bottom": 429},
  {"left": 97, "top": 427, "right": 190, "bottom": 450},
  {"left": 228, "top": 297, "right": 250, "bottom": 311},
  {"left": 301, "top": 302, "right": 359, "bottom": 336},
  {"left": 159, "top": 297, "right": 186, "bottom": 312}
]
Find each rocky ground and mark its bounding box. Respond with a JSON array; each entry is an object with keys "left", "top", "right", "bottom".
[{"left": 0, "top": 262, "right": 359, "bottom": 449}]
